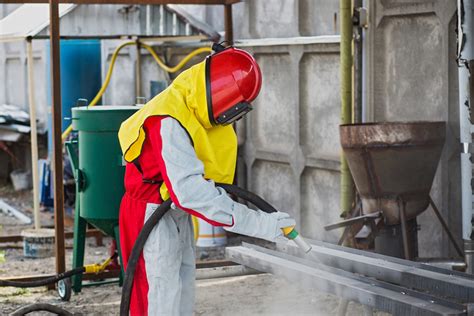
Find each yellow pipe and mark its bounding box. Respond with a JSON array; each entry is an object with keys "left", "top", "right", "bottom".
[
  {"left": 141, "top": 44, "right": 211, "bottom": 74},
  {"left": 62, "top": 43, "right": 212, "bottom": 141},
  {"left": 84, "top": 255, "right": 115, "bottom": 274},
  {"left": 340, "top": 0, "right": 355, "bottom": 217},
  {"left": 62, "top": 41, "right": 135, "bottom": 140}
]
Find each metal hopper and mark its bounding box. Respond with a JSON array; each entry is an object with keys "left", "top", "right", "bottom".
[{"left": 340, "top": 121, "right": 446, "bottom": 225}]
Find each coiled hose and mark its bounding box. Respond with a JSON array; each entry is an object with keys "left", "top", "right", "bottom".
[{"left": 119, "top": 183, "right": 278, "bottom": 316}]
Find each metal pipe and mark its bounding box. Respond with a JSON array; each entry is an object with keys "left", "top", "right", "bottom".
[
  {"left": 398, "top": 199, "right": 411, "bottom": 260},
  {"left": 457, "top": 0, "right": 474, "bottom": 272},
  {"left": 49, "top": 0, "right": 66, "bottom": 274},
  {"left": 340, "top": 0, "right": 355, "bottom": 216},
  {"left": 135, "top": 41, "right": 142, "bottom": 98},
  {"left": 418, "top": 259, "right": 467, "bottom": 272},
  {"left": 361, "top": 0, "right": 368, "bottom": 122},
  {"left": 353, "top": 0, "right": 363, "bottom": 124},
  {"left": 26, "top": 38, "right": 41, "bottom": 230}
]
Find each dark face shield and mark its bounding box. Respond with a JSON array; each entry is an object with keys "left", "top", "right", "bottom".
[{"left": 215, "top": 102, "right": 253, "bottom": 125}]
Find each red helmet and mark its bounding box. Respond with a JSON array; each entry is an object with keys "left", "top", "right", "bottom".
[{"left": 205, "top": 44, "right": 262, "bottom": 125}]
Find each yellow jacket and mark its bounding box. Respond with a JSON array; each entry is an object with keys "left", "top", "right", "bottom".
[{"left": 118, "top": 60, "right": 237, "bottom": 199}]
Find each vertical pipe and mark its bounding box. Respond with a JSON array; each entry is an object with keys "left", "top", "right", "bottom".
[
  {"left": 172, "top": 13, "right": 178, "bottom": 36},
  {"left": 361, "top": 0, "right": 368, "bottom": 122},
  {"left": 49, "top": 0, "right": 66, "bottom": 274},
  {"left": 458, "top": 0, "right": 473, "bottom": 272},
  {"left": 26, "top": 38, "right": 41, "bottom": 230},
  {"left": 145, "top": 5, "right": 152, "bottom": 36},
  {"left": 159, "top": 5, "right": 164, "bottom": 36},
  {"left": 224, "top": 4, "right": 234, "bottom": 45},
  {"left": 135, "top": 41, "right": 141, "bottom": 99},
  {"left": 340, "top": 0, "right": 355, "bottom": 216},
  {"left": 353, "top": 0, "right": 363, "bottom": 124},
  {"left": 398, "top": 200, "right": 411, "bottom": 260}
]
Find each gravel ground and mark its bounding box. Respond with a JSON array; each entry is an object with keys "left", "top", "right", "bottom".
[{"left": 1, "top": 273, "right": 385, "bottom": 316}]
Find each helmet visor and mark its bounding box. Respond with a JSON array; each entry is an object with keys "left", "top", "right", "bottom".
[{"left": 215, "top": 102, "right": 253, "bottom": 125}]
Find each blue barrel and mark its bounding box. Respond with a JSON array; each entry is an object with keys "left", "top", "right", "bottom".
[{"left": 46, "top": 40, "right": 102, "bottom": 154}]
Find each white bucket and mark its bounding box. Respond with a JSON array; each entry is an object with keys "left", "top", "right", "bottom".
[
  {"left": 196, "top": 217, "right": 227, "bottom": 247},
  {"left": 22, "top": 228, "right": 55, "bottom": 258},
  {"left": 10, "top": 169, "right": 32, "bottom": 191}
]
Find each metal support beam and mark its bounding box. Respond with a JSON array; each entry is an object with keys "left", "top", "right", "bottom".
[
  {"left": 429, "top": 197, "right": 464, "bottom": 258},
  {"left": 275, "top": 240, "right": 474, "bottom": 303},
  {"left": 49, "top": 0, "right": 66, "bottom": 274},
  {"left": 227, "top": 245, "right": 465, "bottom": 315}
]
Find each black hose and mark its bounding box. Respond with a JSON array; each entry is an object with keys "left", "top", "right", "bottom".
[
  {"left": 215, "top": 183, "right": 277, "bottom": 214},
  {"left": 119, "top": 184, "right": 278, "bottom": 316},
  {"left": 0, "top": 252, "right": 118, "bottom": 289},
  {"left": 119, "top": 199, "right": 173, "bottom": 316},
  {"left": 0, "top": 267, "right": 85, "bottom": 288},
  {"left": 9, "top": 303, "right": 73, "bottom": 316}
]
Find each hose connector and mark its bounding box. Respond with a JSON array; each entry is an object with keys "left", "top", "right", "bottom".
[{"left": 282, "top": 226, "right": 312, "bottom": 253}]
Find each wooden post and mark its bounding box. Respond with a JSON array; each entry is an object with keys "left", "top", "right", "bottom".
[
  {"left": 26, "top": 38, "right": 41, "bottom": 230},
  {"left": 49, "top": 0, "right": 66, "bottom": 274},
  {"left": 224, "top": 4, "right": 233, "bottom": 45}
]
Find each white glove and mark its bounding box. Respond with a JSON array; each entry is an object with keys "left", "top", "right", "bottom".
[{"left": 223, "top": 203, "right": 296, "bottom": 242}]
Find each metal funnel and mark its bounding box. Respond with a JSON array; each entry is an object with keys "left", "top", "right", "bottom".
[{"left": 340, "top": 121, "right": 446, "bottom": 225}]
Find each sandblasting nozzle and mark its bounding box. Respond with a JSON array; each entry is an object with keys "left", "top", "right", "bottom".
[{"left": 282, "top": 227, "right": 312, "bottom": 253}]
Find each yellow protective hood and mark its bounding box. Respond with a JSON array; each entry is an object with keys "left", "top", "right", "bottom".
[{"left": 118, "top": 60, "right": 237, "bottom": 198}]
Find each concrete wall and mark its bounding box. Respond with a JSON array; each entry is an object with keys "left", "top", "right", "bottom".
[
  {"left": 365, "top": 0, "right": 459, "bottom": 257},
  {"left": 177, "top": 0, "right": 340, "bottom": 39},
  {"left": 0, "top": 1, "right": 462, "bottom": 257},
  {"left": 235, "top": 39, "right": 342, "bottom": 243},
  {"left": 0, "top": 41, "right": 48, "bottom": 131},
  {"left": 196, "top": 0, "right": 461, "bottom": 256}
]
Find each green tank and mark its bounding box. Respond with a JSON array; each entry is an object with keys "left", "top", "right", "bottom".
[
  {"left": 67, "top": 105, "right": 139, "bottom": 293},
  {"left": 71, "top": 105, "right": 138, "bottom": 236}
]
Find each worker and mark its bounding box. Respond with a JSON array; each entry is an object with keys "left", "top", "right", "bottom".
[{"left": 117, "top": 44, "right": 296, "bottom": 316}]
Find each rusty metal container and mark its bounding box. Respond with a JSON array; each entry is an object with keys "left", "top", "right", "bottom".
[{"left": 340, "top": 121, "right": 446, "bottom": 225}]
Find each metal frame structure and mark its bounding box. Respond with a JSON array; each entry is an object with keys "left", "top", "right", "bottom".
[
  {"left": 227, "top": 242, "right": 474, "bottom": 315},
  {"left": 2, "top": 0, "right": 238, "bottom": 276}
]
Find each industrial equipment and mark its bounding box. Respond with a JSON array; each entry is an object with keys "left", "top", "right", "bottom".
[
  {"left": 227, "top": 241, "right": 474, "bottom": 315},
  {"left": 66, "top": 105, "right": 139, "bottom": 294},
  {"left": 326, "top": 121, "right": 462, "bottom": 262}
]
